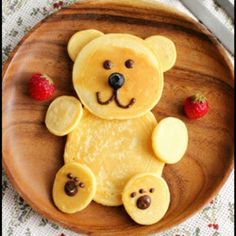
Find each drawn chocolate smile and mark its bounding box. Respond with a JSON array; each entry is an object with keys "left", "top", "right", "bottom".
[{"left": 96, "top": 72, "right": 136, "bottom": 109}]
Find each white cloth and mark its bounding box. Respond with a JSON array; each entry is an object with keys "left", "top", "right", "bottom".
[{"left": 2, "top": 0, "right": 234, "bottom": 235}]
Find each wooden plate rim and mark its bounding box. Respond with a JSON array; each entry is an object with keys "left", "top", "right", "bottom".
[{"left": 2, "top": 0, "right": 234, "bottom": 234}]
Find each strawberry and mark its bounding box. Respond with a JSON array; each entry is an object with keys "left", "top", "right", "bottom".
[
  {"left": 28, "top": 73, "right": 55, "bottom": 101},
  {"left": 184, "top": 93, "right": 209, "bottom": 119}
]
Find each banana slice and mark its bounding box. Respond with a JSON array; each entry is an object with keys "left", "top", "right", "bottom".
[
  {"left": 152, "top": 117, "right": 188, "bottom": 164},
  {"left": 45, "top": 96, "right": 83, "bottom": 136},
  {"left": 122, "top": 173, "right": 170, "bottom": 225},
  {"left": 52, "top": 163, "right": 96, "bottom": 213}
]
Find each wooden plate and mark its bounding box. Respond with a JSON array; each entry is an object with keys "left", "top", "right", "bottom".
[{"left": 2, "top": 0, "right": 234, "bottom": 234}]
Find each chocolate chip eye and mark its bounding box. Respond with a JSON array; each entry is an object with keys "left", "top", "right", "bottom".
[
  {"left": 103, "top": 60, "right": 113, "bottom": 70},
  {"left": 125, "top": 59, "right": 134, "bottom": 68},
  {"left": 149, "top": 188, "right": 155, "bottom": 193}
]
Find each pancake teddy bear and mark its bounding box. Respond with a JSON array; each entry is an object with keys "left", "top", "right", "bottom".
[{"left": 45, "top": 29, "right": 188, "bottom": 225}]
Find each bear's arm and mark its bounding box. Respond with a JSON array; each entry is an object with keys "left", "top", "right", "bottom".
[
  {"left": 151, "top": 117, "right": 188, "bottom": 164},
  {"left": 45, "top": 96, "right": 83, "bottom": 136}
]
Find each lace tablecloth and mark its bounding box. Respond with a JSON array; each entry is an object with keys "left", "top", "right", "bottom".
[{"left": 2, "top": 0, "right": 234, "bottom": 235}]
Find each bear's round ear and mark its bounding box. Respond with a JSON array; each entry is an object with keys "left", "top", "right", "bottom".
[
  {"left": 67, "top": 29, "right": 104, "bottom": 61},
  {"left": 145, "top": 36, "right": 176, "bottom": 72}
]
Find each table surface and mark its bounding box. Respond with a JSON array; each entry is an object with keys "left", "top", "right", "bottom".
[{"left": 2, "top": 0, "right": 234, "bottom": 235}]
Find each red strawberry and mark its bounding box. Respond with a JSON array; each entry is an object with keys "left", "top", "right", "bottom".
[
  {"left": 53, "top": 3, "right": 59, "bottom": 8},
  {"left": 28, "top": 73, "right": 55, "bottom": 101},
  {"left": 184, "top": 93, "right": 209, "bottom": 119},
  {"left": 213, "top": 224, "right": 219, "bottom": 230}
]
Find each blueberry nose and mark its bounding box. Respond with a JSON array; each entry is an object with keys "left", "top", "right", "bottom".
[{"left": 108, "top": 72, "right": 125, "bottom": 90}]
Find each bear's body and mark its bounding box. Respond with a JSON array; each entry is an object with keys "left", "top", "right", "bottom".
[{"left": 64, "top": 109, "right": 164, "bottom": 206}]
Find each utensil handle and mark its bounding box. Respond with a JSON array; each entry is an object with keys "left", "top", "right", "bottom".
[
  {"left": 181, "top": 0, "right": 234, "bottom": 55},
  {"left": 215, "top": 0, "right": 234, "bottom": 21}
]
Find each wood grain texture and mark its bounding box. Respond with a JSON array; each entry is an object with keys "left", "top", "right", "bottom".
[{"left": 2, "top": 0, "right": 234, "bottom": 235}]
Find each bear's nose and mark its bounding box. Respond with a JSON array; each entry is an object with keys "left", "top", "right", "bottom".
[{"left": 108, "top": 72, "right": 125, "bottom": 90}]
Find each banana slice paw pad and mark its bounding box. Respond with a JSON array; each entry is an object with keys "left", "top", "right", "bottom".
[
  {"left": 45, "top": 96, "right": 83, "bottom": 136},
  {"left": 52, "top": 163, "right": 96, "bottom": 213},
  {"left": 122, "top": 173, "right": 170, "bottom": 225},
  {"left": 152, "top": 117, "right": 188, "bottom": 164}
]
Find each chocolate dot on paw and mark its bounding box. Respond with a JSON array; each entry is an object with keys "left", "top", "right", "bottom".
[
  {"left": 130, "top": 192, "right": 136, "bottom": 198},
  {"left": 67, "top": 173, "right": 73, "bottom": 179},
  {"left": 79, "top": 182, "right": 85, "bottom": 188},
  {"left": 139, "top": 189, "right": 145, "bottom": 194},
  {"left": 64, "top": 180, "right": 78, "bottom": 196},
  {"left": 74, "top": 177, "right": 79, "bottom": 182},
  {"left": 136, "top": 195, "right": 151, "bottom": 209}
]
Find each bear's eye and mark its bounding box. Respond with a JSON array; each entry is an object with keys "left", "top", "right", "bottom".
[
  {"left": 103, "top": 60, "right": 113, "bottom": 70},
  {"left": 125, "top": 59, "right": 134, "bottom": 69}
]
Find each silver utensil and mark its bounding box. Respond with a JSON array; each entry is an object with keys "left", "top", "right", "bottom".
[
  {"left": 215, "top": 0, "right": 234, "bottom": 21},
  {"left": 180, "top": 0, "right": 234, "bottom": 55}
]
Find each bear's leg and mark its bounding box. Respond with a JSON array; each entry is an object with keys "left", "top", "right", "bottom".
[
  {"left": 52, "top": 162, "right": 96, "bottom": 213},
  {"left": 122, "top": 173, "right": 170, "bottom": 225}
]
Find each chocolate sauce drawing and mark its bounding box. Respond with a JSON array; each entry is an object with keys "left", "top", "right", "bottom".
[{"left": 96, "top": 90, "right": 136, "bottom": 109}]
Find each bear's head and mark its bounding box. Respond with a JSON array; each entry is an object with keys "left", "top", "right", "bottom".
[{"left": 68, "top": 29, "right": 176, "bottom": 120}]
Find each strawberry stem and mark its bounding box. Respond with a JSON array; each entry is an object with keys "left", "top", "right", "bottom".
[
  {"left": 191, "top": 93, "right": 207, "bottom": 103},
  {"left": 42, "top": 74, "right": 54, "bottom": 85}
]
